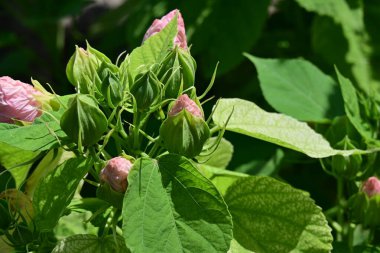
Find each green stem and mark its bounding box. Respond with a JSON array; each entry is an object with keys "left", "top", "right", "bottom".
[
  {"left": 102, "top": 207, "right": 117, "bottom": 236},
  {"left": 131, "top": 111, "right": 151, "bottom": 155},
  {"left": 368, "top": 228, "right": 375, "bottom": 244},
  {"left": 348, "top": 223, "right": 355, "bottom": 252},
  {"left": 210, "top": 125, "right": 221, "bottom": 135},
  {"left": 148, "top": 138, "right": 162, "bottom": 158},
  {"left": 132, "top": 111, "right": 141, "bottom": 151},
  {"left": 337, "top": 178, "right": 345, "bottom": 241}
]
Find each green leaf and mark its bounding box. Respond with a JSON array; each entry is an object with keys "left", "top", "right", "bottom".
[
  {"left": 197, "top": 137, "right": 234, "bottom": 169},
  {"left": 0, "top": 121, "right": 65, "bottom": 151},
  {"left": 33, "top": 157, "right": 92, "bottom": 231},
  {"left": 190, "top": 0, "right": 270, "bottom": 76},
  {"left": 295, "top": 0, "right": 372, "bottom": 94},
  {"left": 212, "top": 98, "right": 357, "bottom": 158},
  {"left": 197, "top": 164, "right": 248, "bottom": 196},
  {"left": 0, "top": 142, "right": 38, "bottom": 188},
  {"left": 127, "top": 14, "right": 177, "bottom": 80},
  {"left": 52, "top": 234, "right": 129, "bottom": 253},
  {"left": 335, "top": 67, "right": 372, "bottom": 140},
  {"left": 235, "top": 149, "right": 284, "bottom": 176},
  {"left": 25, "top": 149, "right": 74, "bottom": 198},
  {"left": 311, "top": 16, "right": 351, "bottom": 79},
  {"left": 245, "top": 54, "right": 344, "bottom": 122},
  {"left": 225, "top": 176, "right": 333, "bottom": 253},
  {"left": 122, "top": 155, "right": 233, "bottom": 253},
  {"left": 54, "top": 211, "right": 98, "bottom": 240},
  {"left": 228, "top": 239, "right": 255, "bottom": 253}
]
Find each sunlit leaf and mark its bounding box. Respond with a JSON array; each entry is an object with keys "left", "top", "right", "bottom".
[
  {"left": 246, "top": 54, "right": 344, "bottom": 122},
  {"left": 122, "top": 155, "right": 232, "bottom": 253},
  {"left": 225, "top": 176, "right": 333, "bottom": 253},
  {"left": 212, "top": 98, "right": 359, "bottom": 158}
]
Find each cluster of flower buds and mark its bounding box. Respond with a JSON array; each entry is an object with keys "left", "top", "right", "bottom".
[
  {"left": 66, "top": 43, "right": 121, "bottom": 108},
  {"left": 349, "top": 176, "right": 380, "bottom": 227},
  {"left": 0, "top": 9, "right": 213, "bottom": 211}
]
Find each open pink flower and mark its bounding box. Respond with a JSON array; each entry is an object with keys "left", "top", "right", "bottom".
[
  {"left": 100, "top": 157, "right": 133, "bottom": 193},
  {"left": 0, "top": 76, "right": 42, "bottom": 123},
  {"left": 362, "top": 176, "right": 380, "bottom": 198},
  {"left": 169, "top": 94, "right": 203, "bottom": 118},
  {"left": 143, "top": 9, "right": 187, "bottom": 49}
]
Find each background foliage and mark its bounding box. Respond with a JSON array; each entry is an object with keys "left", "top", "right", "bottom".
[{"left": 1, "top": 0, "right": 380, "bottom": 251}]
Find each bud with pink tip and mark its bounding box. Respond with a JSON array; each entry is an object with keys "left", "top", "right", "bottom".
[
  {"left": 169, "top": 94, "right": 203, "bottom": 118},
  {"left": 362, "top": 176, "right": 380, "bottom": 198},
  {"left": 160, "top": 95, "right": 210, "bottom": 158},
  {"left": 348, "top": 176, "right": 380, "bottom": 227},
  {"left": 143, "top": 9, "right": 188, "bottom": 49},
  {"left": 100, "top": 157, "right": 133, "bottom": 193},
  {"left": 0, "top": 76, "right": 42, "bottom": 123}
]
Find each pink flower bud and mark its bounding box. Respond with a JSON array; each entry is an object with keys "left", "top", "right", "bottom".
[
  {"left": 362, "top": 176, "right": 380, "bottom": 198},
  {"left": 100, "top": 157, "right": 133, "bottom": 193},
  {"left": 169, "top": 94, "right": 203, "bottom": 118},
  {"left": 0, "top": 76, "right": 42, "bottom": 123},
  {"left": 143, "top": 9, "right": 187, "bottom": 49}
]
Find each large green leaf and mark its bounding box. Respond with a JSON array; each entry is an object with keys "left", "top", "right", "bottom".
[
  {"left": 212, "top": 98, "right": 358, "bottom": 158},
  {"left": 225, "top": 176, "right": 333, "bottom": 253},
  {"left": 25, "top": 149, "right": 74, "bottom": 198},
  {"left": 311, "top": 16, "right": 351, "bottom": 80},
  {"left": 127, "top": 14, "right": 177, "bottom": 80},
  {"left": 197, "top": 164, "right": 248, "bottom": 196},
  {"left": 0, "top": 142, "right": 38, "bottom": 188},
  {"left": 335, "top": 67, "right": 372, "bottom": 140},
  {"left": 122, "top": 155, "right": 232, "bottom": 253},
  {"left": 54, "top": 211, "right": 98, "bottom": 240},
  {"left": 33, "top": 157, "right": 92, "bottom": 231},
  {"left": 52, "top": 234, "right": 129, "bottom": 253},
  {"left": 295, "top": 0, "right": 372, "bottom": 94},
  {"left": 235, "top": 148, "right": 284, "bottom": 176},
  {"left": 245, "top": 55, "right": 344, "bottom": 122},
  {"left": 189, "top": 0, "right": 270, "bottom": 76},
  {"left": 228, "top": 239, "right": 255, "bottom": 253},
  {"left": 0, "top": 121, "right": 65, "bottom": 151}
]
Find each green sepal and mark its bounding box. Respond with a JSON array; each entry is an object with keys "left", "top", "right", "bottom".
[
  {"left": 100, "top": 68, "right": 124, "bottom": 108},
  {"left": 130, "top": 71, "right": 161, "bottom": 111},
  {"left": 331, "top": 137, "right": 362, "bottom": 179},
  {"left": 96, "top": 183, "right": 124, "bottom": 209},
  {"left": 158, "top": 47, "right": 196, "bottom": 98},
  {"left": 348, "top": 193, "right": 380, "bottom": 227},
  {"left": 66, "top": 42, "right": 116, "bottom": 96},
  {"left": 160, "top": 110, "right": 210, "bottom": 158},
  {"left": 60, "top": 94, "right": 108, "bottom": 146}
]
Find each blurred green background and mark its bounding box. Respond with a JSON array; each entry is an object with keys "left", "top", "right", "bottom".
[{"left": 1, "top": 0, "right": 380, "bottom": 210}]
